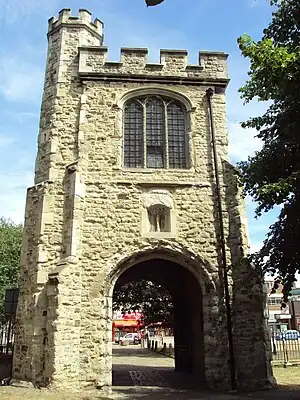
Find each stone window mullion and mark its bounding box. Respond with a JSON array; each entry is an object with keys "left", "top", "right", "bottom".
[
  {"left": 143, "top": 101, "right": 147, "bottom": 168},
  {"left": 164, "top": 101, "right": 169, "bottom": 168}
]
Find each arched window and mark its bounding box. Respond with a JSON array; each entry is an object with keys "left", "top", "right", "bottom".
[{"left": 123, "top": 95, "right": 188, "bottom": 169}]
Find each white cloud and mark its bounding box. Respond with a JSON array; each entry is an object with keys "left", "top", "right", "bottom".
[
  {"left": 0, "top": 170, "right": 33, "bottom": 223},
  {"left": 250, "top": 241, "right": 263, "bottom": 253},
  {"left": 228, "top": 121, "right": 262, "bottom": 162},
  {"left": 247, "top": 0, "right": 260, "bottom": 8},
  {"left": 0, "top": 0, "right": 58, "bottom": 23},
  {"left": 0, "top": 57, "right": 44, "bottom": 103},
  {"left": 0, "top": 134, "right": 16, "bottom": 148},
  {"left": 0, "top": 132, "right": 35, "bottom": 223},
  {"left": 4, "top": 111, "right": 39, "bottom": 122},
  {"left": 247, "top": 0, "right": 268, "bottom": 8},
  {"left": 99, "top": 8, "right": 188, "bottom": 63}
]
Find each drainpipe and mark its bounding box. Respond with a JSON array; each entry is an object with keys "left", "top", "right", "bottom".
[{"left": 206, "top": 88, "right": 236, "bottom": 391}]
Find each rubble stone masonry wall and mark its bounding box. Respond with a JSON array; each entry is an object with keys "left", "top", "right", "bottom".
[{"left": 13, "top": 8, "right": 275, "bottom": 393}]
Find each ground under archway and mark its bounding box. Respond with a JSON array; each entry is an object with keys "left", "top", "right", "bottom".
[{"left": 112, "top": 257, "right": 205, "bottom": 389}]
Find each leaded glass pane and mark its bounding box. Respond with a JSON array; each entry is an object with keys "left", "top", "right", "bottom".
[
  {"left": 123, "top": 95, "right": 188, "bottom": 170},
  {"left": 146, "top": 97, "right": 165, "bottom": 168},
  {"left": 167, "top": 102, "right": 187, "bottom": 168},
  {"left": 124, "top": 100, "right": 144, "bottom": 168}
]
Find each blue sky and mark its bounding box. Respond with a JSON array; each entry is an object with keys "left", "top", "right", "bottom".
[{"left": 0, "top": 0, "right": 281, "bottom": 258}]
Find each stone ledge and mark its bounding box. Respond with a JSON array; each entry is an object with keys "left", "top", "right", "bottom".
[
  {"left": 142, "top": 232, "right": 177, "bottom": 239},
  {"left": 119, "top": 167, "right": 195, "bottom": 173},
  {"left": 78, "top": 45, "right": 107, "bottom": 52},
  {"left": 104, "top": 61, "right": 123, "bottom": 67},
  {"left": 186, "top": 65, "right": 204, "bottom": 71},
  {"left": 160, "top": 49, "right": 188, "bottom": 55},
  {"left": 121, "top": 47, "right": 148, "bottom": 54},
  {"left": 9, "top": 379, "right": 35, "bottom": 388},
  {"left": 79, "top": 71, "right": 229, "bottom": 86},
  {"left": 200, "top": 50, "right": 229, "bottom": 58},
  {"left": 85, "top": 180, "right": 212, "bottom": 188},
  {"left": 145, "top": 63, "right": 164, "bottom": 69},
  {"left": 135, "top": 181, "right": 211, "bottom": 188}
]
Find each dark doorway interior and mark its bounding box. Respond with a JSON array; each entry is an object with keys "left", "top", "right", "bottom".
[{"left": 112, "top": 258, "right": 205, "bottom": 389}]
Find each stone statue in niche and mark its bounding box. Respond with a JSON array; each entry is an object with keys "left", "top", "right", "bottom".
[
  {"left": 148, "top": 205, "right": 170, "bottom": 232},
  {"left": 141, "top": 189, "right": 173, "bottom": 234}
]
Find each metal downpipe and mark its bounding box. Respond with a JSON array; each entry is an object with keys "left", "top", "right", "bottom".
[{"left": 206, "top": 87, "right": 236, "bottom": 391}]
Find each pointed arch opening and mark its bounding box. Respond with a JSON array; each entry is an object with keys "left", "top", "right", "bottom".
[{"left": 111, "top": 254, "right": 206, "bottom": 389}]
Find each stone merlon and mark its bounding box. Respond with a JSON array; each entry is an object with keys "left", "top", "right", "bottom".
[
  {"left": 48, "top": 8, "right": 104, "bottom": 39},
  {"left": 78, "top": 46, "right": 229, "bottom": 83}
]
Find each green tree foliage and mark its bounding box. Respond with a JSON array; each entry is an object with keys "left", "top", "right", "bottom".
[
  {"left": 237, "top": 0, "right": 300, "bottom": 300},
  {"left": 113, "top": 280, "right": 173, "bottom": 326},
  {"left": 0, "top": 218, "right": 22, "bottom": 322}
]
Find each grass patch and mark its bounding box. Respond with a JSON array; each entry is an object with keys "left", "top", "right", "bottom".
[{"left": 273, "top": 366, "right": 300, "bottom": 390}]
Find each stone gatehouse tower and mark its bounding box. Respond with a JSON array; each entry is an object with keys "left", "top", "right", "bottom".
[{"left": 13, "top": 8, "right": 275, "bottom": 392}]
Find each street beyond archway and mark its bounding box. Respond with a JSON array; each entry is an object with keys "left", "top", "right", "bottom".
[{"left": 113, "top": 344, "right": 177, "bottom": 387}]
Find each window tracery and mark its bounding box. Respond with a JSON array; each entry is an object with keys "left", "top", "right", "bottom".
[{"left": 123, "top": 95, "right": 187, "bottom": 169}]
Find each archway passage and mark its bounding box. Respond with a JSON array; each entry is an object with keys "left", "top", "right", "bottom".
[{"left": 112, "top": 258, "right": 205, "bottom": 390}]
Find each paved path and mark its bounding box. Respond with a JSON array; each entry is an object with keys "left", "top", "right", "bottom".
[
  {"left": 112, "top": 345, "right": 300, "bottom": 400},
  {"left": 113, "top": 344, "right": 175, "bottom": 387}
]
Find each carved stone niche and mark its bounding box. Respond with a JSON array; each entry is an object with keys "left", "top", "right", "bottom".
[{"left": 141, "top": 189, "right": 177, "bottom": 238}]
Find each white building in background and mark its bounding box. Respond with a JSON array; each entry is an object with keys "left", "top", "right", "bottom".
[{"left": 265, "top": 279, "right": 294, "bottom": 332}]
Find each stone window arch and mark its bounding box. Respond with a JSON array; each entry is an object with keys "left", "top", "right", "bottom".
[{"left": 123, "top": 94, "right": 188, "bottom": 169}]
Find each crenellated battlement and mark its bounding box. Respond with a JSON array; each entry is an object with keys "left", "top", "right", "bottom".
[
  {"left": 48, "top": 8, "right": 103, "bottom": 40},
  {"left": 46, "top": 9, "right": 228, "bottom": 83},
  {"left": 78, "top": 46, "right": 228, "bottom": 83}
]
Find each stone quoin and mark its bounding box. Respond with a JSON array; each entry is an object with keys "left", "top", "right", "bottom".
[{"left": 12, "top": 8, "right": 275, "bottom": 393}]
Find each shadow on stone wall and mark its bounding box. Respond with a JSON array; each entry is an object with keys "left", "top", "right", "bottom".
[
  {"left": 0, "top": 356, "right": 12, "bottom": 381},
  {"left": 223, "top": 160, "right": 276, "bottom": 390},
  {"left": 203, "top": 93, "right": 230, "bottom": 388}
]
